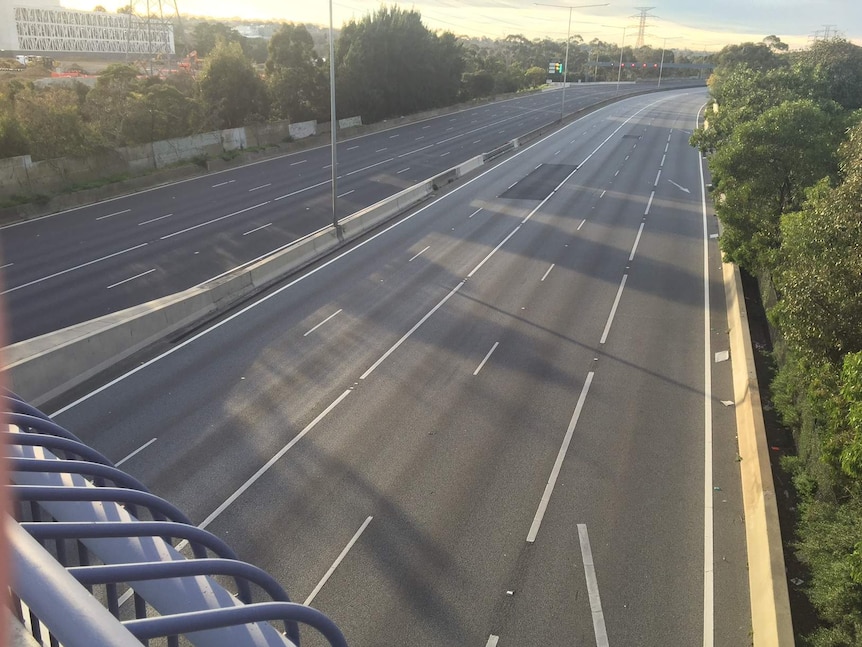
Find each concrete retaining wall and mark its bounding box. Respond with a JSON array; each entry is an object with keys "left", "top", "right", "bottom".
[
  {"left": 4, "top": 154, "right": 484, "bottom": 406},
  {"left": 338, "top": 116, "right": 362, "bottom": 129}
]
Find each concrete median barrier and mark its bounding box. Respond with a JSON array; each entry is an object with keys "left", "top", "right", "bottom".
[{"left": 3, "top": 155, "right": 485, "bottom": 406}]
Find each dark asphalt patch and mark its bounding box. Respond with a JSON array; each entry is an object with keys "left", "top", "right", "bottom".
[{"left": 501, "top": 164, "right": 577, "bottom": 200}]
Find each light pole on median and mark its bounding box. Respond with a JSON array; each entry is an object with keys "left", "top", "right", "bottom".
[
  {"left": 328, "top": 0, "right": 340, "bottom": 237},
  {"left": 535, "top": 3, "right": 609, "bottom": 122},
  {"left": 616, "top": 25, "right": 627, "bottom": 92},
  {"left": 657, "top": 36, "right": 681, "bottom": 88}
]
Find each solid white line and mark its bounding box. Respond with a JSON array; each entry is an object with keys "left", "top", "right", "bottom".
[
  {"left": 600, "top": 274, "right": 628, "bottom": 344},
  {"left": 360, "top": 282, "right": 464, "bottom": 380},
  {"left": 199, "top": 390, "right": 351, "bottom": 530},
  {"left": 398, "top": 144, "right": 434, "bottom": 158},
  {"left": 96, "top": 208, "right": 131, "bottom": 221},
  {"left": 397, "top": 168, "right": 410, "bottom": 174},
  {"left": 275, "top": 179, "right": 330, "bottom": 200},
  {"left": 160, "top": 202, "right": 270, "bottom": 239},
  {"left": 337, "top": 190, "right": 355, "bottom": 198},
  {"left": 345, "top": 158, "right": 394, "bottom": 176},
  {"left": 106, "top": 268, "right": 156, "bottom": 289},
  {"left": 629, "top": 222, "right": 645, "bottom": 261},
  {"left": 115, "top": 437, "right": 157, "bottom": 467},
  {"left": 1, "top": 242, "right": 148, "bottom": 295},
  {"left": 645, "top": 191, "right": 655, "bottom": 215},
  {"left": 138, "top": 213, "right": 173, "bottom": 225},
  {"left": 468, "top": 208, "right": 482, "bottom": 218},
  {"left": 485, "top": 635, "right": 499, "bottom": 647},
  {"left": 408, "top": 246, "right": 430, "bottom": 262},
  {"left": 211, "top": 179, "right": 235, "bottom": 187},
  {"left": 304, "top": 516, "right": 373, "bottom": 606},
  {"left": 242, "top": 223, "right": 272, "bottom": 236},
  {"left": 540, "top": 263, "right": 555, "bottom": 282},
  {"left": 578, "top": 524, "right": 610, "bottom": 647},
  {"left": 303, "top": 309, "right": 343, "bottom": 337},
  {"left": 698, "top": 103, "right": 715, "bottom": 647},
  {"left": 526, "top": 372, "right": 594, "bottom": 543},
  {"left": 467, "top": 226, "right": 520, "bottom": 278},
  {"left": 52, "top": 94, "right": 675, "bottom": 417},
  {"left": 654, "top": 169, "right": 662, "bottom": 187},
  {"left": 578, "top": 219, "right": 586, "bottom": 230},
  {"left": 289, "top": 160, "right": 307, "bottom": 166},
  {"left": 473, "top": 342, "right": 499, "bottom": 376}
]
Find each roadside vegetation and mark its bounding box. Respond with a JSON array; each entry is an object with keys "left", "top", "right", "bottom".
[
  {"left": 690, "top": 36, "right": 862, "bottom": 647},
  {"left": 0, "top": 5, "right": 705, "bottom": 161}
]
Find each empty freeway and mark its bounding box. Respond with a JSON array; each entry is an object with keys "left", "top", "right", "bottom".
[{"left": 47, "top": 88, "right": 753, "bottom": 646}]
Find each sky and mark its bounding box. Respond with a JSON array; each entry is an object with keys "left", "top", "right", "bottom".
[{"left": 62, "top": 0, "right": 862, "bottom": 50}]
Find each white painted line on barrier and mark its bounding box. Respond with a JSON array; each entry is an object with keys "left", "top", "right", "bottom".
[
  {"left": 160, "top": 202, "right": 270, "bottom": 240},
  {"left": 106, "top": 268, "right": 156, "bottom": 289},
  {"left": 242, "top": 223, "right": 272, "bottom": 236},
  {"left": 211, "top": 180, "right": 235, "bottom": 188},
  {"left": 541, "top": 263, "right": 555, "bottom": 282},
  {"left": 337, "top": 190, "right": 355, "bottom": 198},
  {"left": 578, "top": 524, "right": 610, "bottom": 647},
  {"left": 304, "top": 309, "right": 343, "bottom": 337},
  {"left": 2, "top": 242, "right": 149, "bottom": 295},
  {"left": 697, "top": 103, "right": 715, "bottom": 647},
  {"left": 629, "top": 223, "right": 645, "bottom": 261},
  {"left": 473, "top": 342, "right": 499, "bottom": 376},
  {"left": 96, "top": 209, "right": 131, "bottom": 221},
  {"left": 527, "top": 372, "right": 594, "bottom": 543},
  {"left": 408, "top": 246, "right": 430, "bottom": 262},
  {"left": 115, "top": 437, "right": 157, "bottom": 467},
  {"left": 600, "top": 274, "right": 628, "bottom": 344},
  {"left": 199, "top": 390, "right": 352, "bottom": 530},
  {"left": 304, "top": 516, "right": 373, "bottom": 606}
]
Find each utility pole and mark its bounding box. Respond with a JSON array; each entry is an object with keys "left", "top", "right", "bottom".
[
  {"left": 632, "top": 6, "right": 654, "bottom": 48},
  {"left": 329, "top": 0, "right": 341, "bottom": 238},
  {"left": 616, "top": 26, "right": 626, "bottom": 91},
  {"left": 536, "top": 3, "right": 610, "bottom": 121}
]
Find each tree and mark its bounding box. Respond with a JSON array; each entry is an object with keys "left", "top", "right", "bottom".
[
  {"left": 763, "top": 34, "right": 789, "bottom": 52},
  {"left": 524, "top": 65, "right": 546, "bottom": 87},
  {"left": 710, "top": 99, "right": 840, "bottom": 271},
  {"left": 794, "top": 38, "right": 862, "bottom": 111},
  {"left": 0, "top": 115, "right": 29, "bottom": 158},
  {"left": 93, "top": 4, "right": 106, "bottom": 11},
  {"left": 265, "top": 23, "right": 328, "bottom": 122},
  {"left": 192, "top": 21, "right": 242, "bottom": 58},
  {"left": 198, "top": 40, "right": 268, "bottom": 129},
  {"left": 14, "top": 86, "right": 96, "bottom": 159},
  {"left": 715, "top": 41, "right": 785, "bottom": 71}
]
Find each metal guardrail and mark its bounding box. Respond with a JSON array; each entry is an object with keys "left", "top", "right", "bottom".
[{"left": 4, "top": 389, "right": 349, "bottom": 647}]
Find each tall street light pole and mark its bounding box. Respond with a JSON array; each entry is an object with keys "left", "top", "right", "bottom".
[
  {"left": 535, "top": 3, "right": 609, "bottom": 121},
  {"left": 328, "top": 0, "right": 341, "bottom": 237},
  {"left": 616, "top": 25, "right": 626, "bottom": 92},
  {"left": 657, "top": 36, "right": 680, "bottom": 88}
]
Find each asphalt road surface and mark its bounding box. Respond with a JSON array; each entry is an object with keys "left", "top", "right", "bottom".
[
  {"left": 1, "top": 80, "right": 700, "bottom": 342},
  {"left": 52, "top": 87, "right": 752, "bottom": 647}
]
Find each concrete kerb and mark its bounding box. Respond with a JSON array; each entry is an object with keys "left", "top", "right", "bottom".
[
  {"left": 723, "top": 259, "right": 795, "bottom": 647},
  {"left": 3, "top": 156, "right": 478, "bottom": 406}
]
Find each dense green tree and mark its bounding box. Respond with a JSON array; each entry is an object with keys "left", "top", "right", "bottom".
[
  {"left": 192, "top": 21, "right": 243, "bottom": 58},
  {"left": 524, "top": 66, "right": 546, "bottom": 87},
  {"left": 198, "top": 40, "right": 268, "bottom": 129},
  {"left": 335, "top": 7, "right": 463, "bottom": 122},
  {"left": 715, "top": 40, "right": 785, "bottom": 71},
  {"left": 14, "top": 86, "right": 96, "bottom": 159},
  {"left": 709, "top": 99, "right": 840, "bottom": 271},
  {"left": 265, "top": 23, "right": 328, "bottom": 122},
  {"left": 0, "top": 115, "right": 29, "bottom": 158},
  {"left": 794, "top": 38, "right": 862, "bottom": 111}
]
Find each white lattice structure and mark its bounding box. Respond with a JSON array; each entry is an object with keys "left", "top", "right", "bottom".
[{"left": 0, "top": 0, "right": 173, "bottom": 55}]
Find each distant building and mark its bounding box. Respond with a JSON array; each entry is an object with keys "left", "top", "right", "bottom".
[{"left": 0, "top": 0, "right": 174, "bottom": 56}]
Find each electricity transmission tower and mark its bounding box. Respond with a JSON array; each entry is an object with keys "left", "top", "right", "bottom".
[
  {"left": 632, "top": 6, "right": 655, "bottom": 48},
  {"left": 125, "top": 0, "right": 183, "bottom": 73}
]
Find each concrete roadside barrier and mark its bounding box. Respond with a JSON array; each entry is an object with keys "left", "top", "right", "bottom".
[
  {"left": 4, "top": 154, "right": 487, "bottom": 406},
  {"left": 723, "top": 260, "right": 795, "bottom": 646}
]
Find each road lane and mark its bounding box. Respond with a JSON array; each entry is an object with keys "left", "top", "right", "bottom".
[
  {"left": 1, "top": 81, "right": 700, "bottom": 342},
  {"left": 51, "top": 88, "right": 750, "bottom": 646}
]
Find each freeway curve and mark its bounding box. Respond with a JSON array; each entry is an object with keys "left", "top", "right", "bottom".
[
  {"left": 52, "top": 88, "right": 753, "bottom": 646},
  {"left": 0, "top": 80, "right": 699, "bottom": 343}
]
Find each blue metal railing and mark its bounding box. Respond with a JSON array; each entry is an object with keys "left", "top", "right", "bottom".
[{"left": 4, "top": 390, "right": 349, "bottom": 647}]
